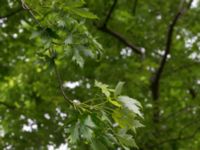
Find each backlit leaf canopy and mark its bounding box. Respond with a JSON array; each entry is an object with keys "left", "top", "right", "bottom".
[{"left": 0, "top": 0, "right": 200, "bottom": 149}]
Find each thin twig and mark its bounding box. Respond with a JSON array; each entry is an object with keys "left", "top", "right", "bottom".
[
  {"left": 49, "top": 48, "right": 74, "bottom": 105},
  {"left": 20, "top": 0, "right": 42, "bottom": 27},
  {"left": 18, "top": 0, "right": 73, "bottom": 105}
]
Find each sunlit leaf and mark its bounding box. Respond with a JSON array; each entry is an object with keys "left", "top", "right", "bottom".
[
  {"left": 71, "top": 8, "right": 98, "bottom": 19},
  {"left": 114, "top": 81, "right": 125, "bottom": 97},
  {"left": 117, "top": 96, "right": 143, "bottom": 117}
]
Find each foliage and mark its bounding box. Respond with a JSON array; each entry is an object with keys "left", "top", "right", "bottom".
[
  {"left": 0, "top": 0, "right": 143, "bottom": 149},
  {"left": 0, "top": 0, "right": 200, "bottom": 150}
]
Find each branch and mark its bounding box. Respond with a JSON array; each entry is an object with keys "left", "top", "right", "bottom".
[
  {"left": 151, "top": 0, "right": 193, "bottom": 101},
  {"left": 20, "top": 0, "right": 42, "bottom": 27},
  {"left": 100, "top": 27, "right": 142, "bottom": 54},
  {"left": 97, "top": 0, "right": 143, "bottom": 55},
  {"left": 150, "top": 0, "right": 193, "bottom": 125},
  {"left": 132, "top": 0, "right": 138, "bottom": 14},
  {"left": 0, "top": 101, "right": 15, "bottom": 109},
  {"left": 18, "top": 0, "right": 73, "bottom": 105},
  {"left": 0, "top": 8, "right": 23, "bottom": 19},
  {"left": 102, "top": 0, "right": 118, "bottom": 28},
  {"left": 49, "top": 48, "right": 73, "bottom": 105}
]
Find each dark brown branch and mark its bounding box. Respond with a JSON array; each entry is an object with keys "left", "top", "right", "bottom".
[
  {"left": 151, "top": 0, "right": 193, "bottom": 100},
  {"left": 132, "top": 0, "right": 138, "bottom": 14},
  {"left": 100, "top": 27, "right": 142, "bottom": 54},
  {"left": 102, "top": 0, "right": 118, "bottom": 27},
  {"left": 0, "top": 101, "right": 15, "bottom": 109},
  {"left": 189, "top": 88, "right": 196, "bottom": 99},
  {"left": 0, "top": 8, "right": 23, "bottom": 19},
  {"left": 151, "top": 0, "right": 193, "bottom": 123},
  {"left": 98, "top": 0, "right": 143, "bottom": 55}
]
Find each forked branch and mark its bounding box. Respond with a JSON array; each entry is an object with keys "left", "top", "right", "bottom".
[
  {"left": 151, "top": 0, "right": 193, "bottom": 123},
  {"left": 98, "top": 0, "right": 143, "bottom": 55}
]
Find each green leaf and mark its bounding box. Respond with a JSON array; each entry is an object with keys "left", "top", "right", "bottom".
[
  {"left": 30, "top": 30, "right": 42, "bottom": 39},
  {"left": 114, "top": 81, "right": 125, "bottom": 97},
  {"left": 112, "top": 108, "right": 142, "bottom": 130},
  {"left": 67, "top": 0, "right": 85, "bottom": 8},
  {"left": 80, "top": 124, "right": 94, "bottom": 141},
  {"left": 64, "top": 34, "right": 73, "bottom": 45},
  {"left": 21, "top": 20, "right": 31, "bottom": 29},
  {"left": 91, "top": 139, "right": 108, "bottom": 150},
  {"left": 71, "top": 8, "right": 98, "bottom": 19},
  {"left": 117, "top": 96, "right": 143, "bottom": 117},
  {"left": 117, "top": 129, "right": 138, "bottom": 148},
  {"left": 132, "top": 120, "right": 144, "bottom": 128},
  {"left": 95, "top": 81, "right": 121, "bottom": 107},
  {"left": 95, "top": 80, "right": 111, "bottom": 98},
  {"left": 108, "top": 98, "right": 121, "bottom": 107},
  {"left": 69, "top": 120, "right": 80, "bottom": 143},
  {"left": 101, "top": 111, "right": 112, "bottom": 125},
  {"left": 78, "top": 115, "right": 96, "bottom": 141},
  {"left": 72, "top": 50, "right": 84, "bottom": 68},
  {"left": 84, "top": 115, "right": 96, "bottom": 128}
]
